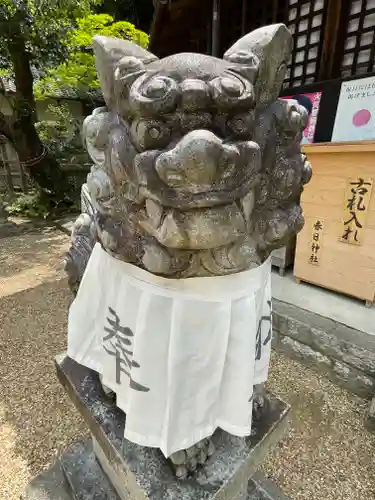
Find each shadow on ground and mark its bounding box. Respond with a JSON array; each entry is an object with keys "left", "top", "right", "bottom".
[{"left": 0, "top": 228, "right": 69, "bottom": 280}]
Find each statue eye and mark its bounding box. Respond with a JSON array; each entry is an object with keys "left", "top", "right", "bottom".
[
  {"left": 131, "top": 119, "right": 171, "bottom": 151},
  {"left": 210, "top": 74, "right": 254, "bottom": 109},
  {"left": 148, "top": 127, "right": 160, "bottom": 139},
  {"left": 129, "top": 75, "right": 179, "bottom": 115},
  {"left": 226, "top": 50, "right": 259, "bottom": 68},
  {"left": 219, "top": 77, "right": 242, "bottom": 97},
  {"left": 145, "top": 79, "right": 169, "bottom": 98}
]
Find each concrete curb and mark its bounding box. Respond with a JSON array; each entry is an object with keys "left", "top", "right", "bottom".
[{"left": 273, "top": 299, "right": 375, "bottom": 399}]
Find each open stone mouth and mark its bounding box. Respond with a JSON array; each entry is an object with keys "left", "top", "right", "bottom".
[
  {"left": 137, "top": 191, "right": 252, "bottom": 250},
  {"left": 132, "top": 129, "right": 261, "bottom": 212},
  {"left": 101, "top": 128, "right": 263, "bottom": 252}
]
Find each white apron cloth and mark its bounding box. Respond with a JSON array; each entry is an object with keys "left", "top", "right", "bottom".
[{"left": 68, "top": 243, "right": 273, "bottom": 457}]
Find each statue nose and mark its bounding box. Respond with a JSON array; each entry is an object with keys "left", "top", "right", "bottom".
[{"left": 155, "top": 130, "right": 228, "bottom": 188}]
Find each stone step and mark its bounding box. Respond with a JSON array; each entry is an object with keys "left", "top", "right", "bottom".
[
  {"left": 23, "top": 440, "right": 290, "bottom": 500},
  {"left": 248, "top": 472, "right": 291, "bottom": 500},
  {"left": 21, "top": 461, "right": 73, "bottom": 500},
  {"left": 60, "top": 440, "right": 120, "bottom": 500}
]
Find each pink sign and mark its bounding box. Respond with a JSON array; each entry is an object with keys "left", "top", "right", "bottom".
[{"left": 282, "top": 91, "right": 322, "bottom": 144}]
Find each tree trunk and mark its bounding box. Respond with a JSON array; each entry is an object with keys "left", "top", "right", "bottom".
[
  {"left": 5, "top": 31, "right": 73, "bottom": 200},
  {"left": 11, "top": 109, "right": 74, "bottom": 198}
]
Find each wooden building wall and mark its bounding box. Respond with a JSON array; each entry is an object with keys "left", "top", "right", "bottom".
[{"left": 150, "top": 0, "right": 375, "bottom": 90}]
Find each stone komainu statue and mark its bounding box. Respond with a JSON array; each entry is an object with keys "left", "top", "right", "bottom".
[
  {"left": 65, "top": 23, "right": 311, "bottom": 289},
  {"left": 64, "top": 24, "right": 311, "bottom": 476}
]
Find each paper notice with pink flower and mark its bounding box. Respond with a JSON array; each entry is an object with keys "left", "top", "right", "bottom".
[
  {"left": 282, "top": 92, "right": 322, "bottom": 144},
  {"left": 332, "top": 76, "right": 375, "bottom": 143}
]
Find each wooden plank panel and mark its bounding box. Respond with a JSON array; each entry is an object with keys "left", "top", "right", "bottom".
[
  {"left": 297, "top": 218, "right": 375, "bottom": 261},
  {"left": 300, "top": 202, "right": 343, "bottom": 221},
  {"left": 301, "top": 186, "right": 347, "bottom": 206},
  {"left": 303, "top": 175, "right": 346, "bottom": 191},
  {"left": 305, "top": 155, "right": 375, "bottom": 178},
  {"left": 294, "top": 263, "right": 375, "bottom": 301},
  {"left": 295, "top": 252, "right": 375, "bottom": 285}
]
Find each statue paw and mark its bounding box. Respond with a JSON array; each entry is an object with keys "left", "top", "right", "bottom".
[
  {"left": 169, "top": 438, "right": 215, "bottom": 479},
  {"left": 252, "top": 384, "right": 271, "bottom": 424},
  {"left": 252, "top": 392, "right": 266, "bottom": 421}
]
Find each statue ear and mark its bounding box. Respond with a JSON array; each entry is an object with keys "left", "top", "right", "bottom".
[
  {"left": 224, "top": 24, "right": 292, "bottom": 106},
  {"left": 93, "top": 35, "right": 159, "bottom": 110}
]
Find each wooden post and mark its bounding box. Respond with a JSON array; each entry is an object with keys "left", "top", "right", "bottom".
[
  {"left": 4, "top": 163, "right": 14, "bottom": 194},
  {"left": 272, "top": 0, "right": 278, "bottom": 23},
  {"left": 241, "top": 0, "right": 247, "bottom": 36},
  {"left": 318, "top": 0, "right": 351, "bottom": 81},
  {"left": 19, "top": 164, "right": 28, "bottom": 193},
  {"left": 0, "top": 139, "right": 14, "bottom": 194},
  {"left": 212, "top": 0, "right": 220, "bottom": 57}
]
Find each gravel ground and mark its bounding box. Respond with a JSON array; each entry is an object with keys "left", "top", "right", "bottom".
[
  {"left": 264, "top": 352, "right": 375, "bottom": 500},
  {"left": 0, "top": 228, "right": 374, "bottom": 500}
]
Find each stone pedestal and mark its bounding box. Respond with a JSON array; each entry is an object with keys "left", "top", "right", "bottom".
[{"left": 23, "top": 354, "right": 291, "bottom": 500}]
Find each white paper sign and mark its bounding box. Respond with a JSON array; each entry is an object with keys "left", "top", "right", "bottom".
[
  {"left": 332, "top": 76, "right": 375, "bottom": 143},
  {"left": 68, "top": 243, "right": 272, "bottom": 457}
]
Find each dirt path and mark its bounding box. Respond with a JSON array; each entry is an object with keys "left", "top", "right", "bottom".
[
  {"left": 0, "top": 229, "right": 88, "bottom": 499},
  {"left": 0, "top": 227, "right": 70, "bottom": 297}
]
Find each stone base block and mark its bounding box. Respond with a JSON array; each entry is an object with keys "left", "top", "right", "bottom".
[
  {"left": 55, "top": 354, "right": 290, "bottom": 500},
  {"left": 60, "top": 440, "right": 119, "bottom": 500},
  {"left": 23, "top": 439, "right": 291, "bottom": 500},
  {"left": 22, "top": 461, "right": 72, "bottom": 500}
]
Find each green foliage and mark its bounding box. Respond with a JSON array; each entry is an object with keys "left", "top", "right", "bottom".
[
  {"left": 0, "top": 2, "right": 149, "bottom": 204},
  {"left": 34, "top": 52, "right": 100, "bottom": 99},
  {"left": 70, "top": 13, "right": 148, "bottom": 47},
  {"left": 0, "top": 1, "right": 101, "bottom": 72},
  {"left": 5, "top": 189, "right": 50, "bottom": 218},
  {"left": 6, "top": 188, "right": 78, "bottom": 218},
  {"left": 35, "top": 102, "right": 89, "bottom": 166},
  {"left": 35, "top": 14, "right": 149, "bottom": 99}
]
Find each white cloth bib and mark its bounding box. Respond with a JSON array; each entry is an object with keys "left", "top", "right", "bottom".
[{"left": 68, "top": 243, "right": 272, "bottom": 457}]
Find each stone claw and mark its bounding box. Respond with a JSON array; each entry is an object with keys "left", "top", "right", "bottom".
[
  {"left": 188, "top": 457, "right": 197, "bottom": 472},
  {"left": 252, "top": 384, "right": 271, "bottom": 423},
  {"left": 169, "top": 437, "right": 215, "bottom": 478},
  {"left": 175, "top": 465, "right": 188, "bottom": 480}
]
